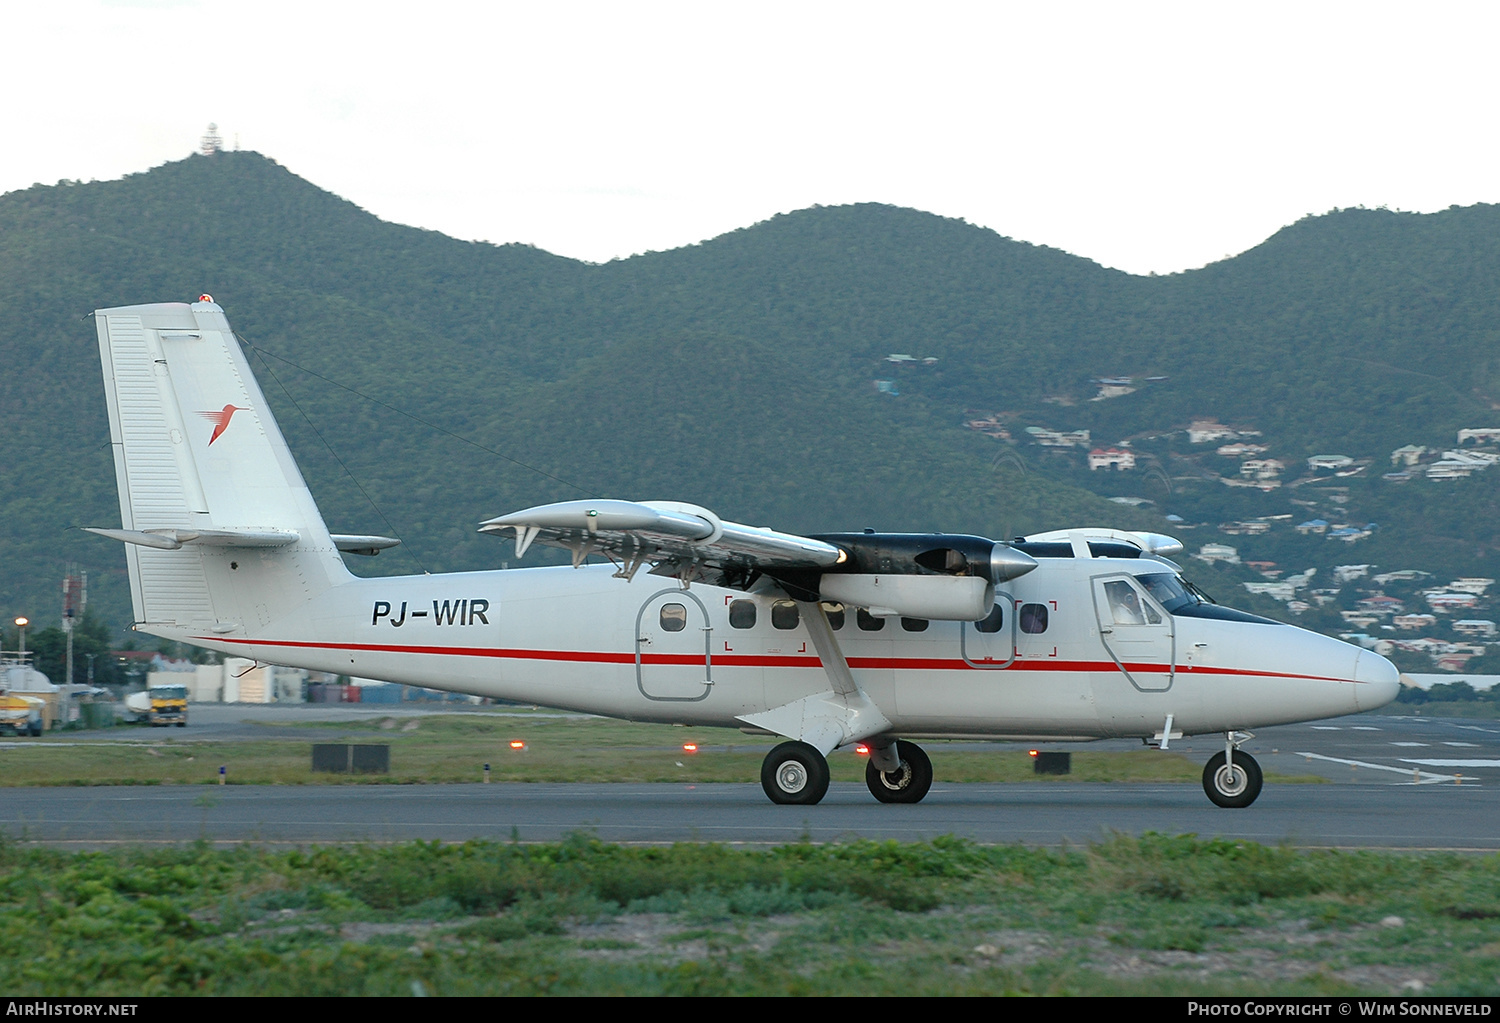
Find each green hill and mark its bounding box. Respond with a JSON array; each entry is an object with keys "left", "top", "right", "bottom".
[{"left": 2, "top": 153, "right": 1497, "bottom": 646}]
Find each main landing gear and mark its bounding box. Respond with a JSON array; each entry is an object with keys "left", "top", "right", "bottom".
[
  {"left": 760, "top": 739, "right": 936, "bottom": 806},
  {"left": 761, "top": 741, "right": 831, "bottom": 805},
  {"left": 1202, "top": 734, "right": 1263, "bottom": 808},
  {"left": 866, "top": 739, "right": 933, "bottom": 804}
]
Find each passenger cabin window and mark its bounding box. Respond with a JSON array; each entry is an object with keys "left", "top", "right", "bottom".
[
  {"left": 1019, "top": 603, "right": 1049, "bottom": 634},
  {"left": 771, "top": 600, "right": 800, "bottom": 630},
  {"left": 821, "top": 602, "right": 846, "bottom": 630},
  {"left": 660, "top": 604, "right": 687, "bottom": 632},
  {"left": 856, "top": 608, "right": 886, "bottom": 632},
  {"left": 901, "top": 617, "right": 929, "bottom": 632},
  {"left": 728, "top": 599, "right": 757, "bottom": 629},
  {"left": 974, "top": 603, "right": 1004, "bottom": 633}
]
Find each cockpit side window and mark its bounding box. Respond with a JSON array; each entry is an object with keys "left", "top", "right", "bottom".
[{"left": 1104, "top": 579, "right": 1161, "bottom": 626}]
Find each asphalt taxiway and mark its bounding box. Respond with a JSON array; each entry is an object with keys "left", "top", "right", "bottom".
[{"left": 1, "top": 708, "right": 1495, "bottom": 849}]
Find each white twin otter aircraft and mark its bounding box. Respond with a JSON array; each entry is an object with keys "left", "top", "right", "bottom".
[{"left": 88, "top": 298, "right": 1400, "bottom": 808}]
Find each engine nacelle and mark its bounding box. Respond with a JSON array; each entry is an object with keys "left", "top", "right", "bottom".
[
  {"left": 809, "top": 532, "right": 1039, "bottom": 584},
  {"left": 817, "top": 573, "right": 995, "bottom": 621}
]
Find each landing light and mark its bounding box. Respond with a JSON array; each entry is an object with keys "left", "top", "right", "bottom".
[
  {"left": 682, "top": 743, "right": 698, "bottom": 754},
  {"left": 1028, "top": 749, "right": 1039, "bottom": 758},
  {"left": 509, "top": 740, "right": 526, "bottom": 750},
  {"left": 197, "top": 293, "right": 214, "bottom": 303},
  {"left": 856, "top": 744, "right": 870, "bottom": 756}
]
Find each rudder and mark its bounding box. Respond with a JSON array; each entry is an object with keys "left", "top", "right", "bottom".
[{"left": 93, "top": 298, "right": 350, "bottom": 637}]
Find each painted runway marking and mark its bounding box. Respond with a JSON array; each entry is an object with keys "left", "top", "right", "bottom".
[
  {"left": 1390, "top": 742, "right": 1428, "bottom": 747},
  {"left": 1294, "top": 751, "right": 1460, "bottom": 785},
  {"left": 1399, "top": 759, "right": 1500, "bottom": 769}
]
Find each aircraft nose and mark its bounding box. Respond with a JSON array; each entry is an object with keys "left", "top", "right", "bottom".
[{"left": 1352, "top": 649, "right": 1401, "bottom": 711}]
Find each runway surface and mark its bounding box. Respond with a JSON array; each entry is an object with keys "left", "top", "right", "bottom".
[{"left": 2, "top": 709, "right": 1496, "bottom": 849}]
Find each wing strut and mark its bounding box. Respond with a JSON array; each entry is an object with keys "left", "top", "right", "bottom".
[{"left": 735, "top": 601, "right": 893, "bottom": 756}]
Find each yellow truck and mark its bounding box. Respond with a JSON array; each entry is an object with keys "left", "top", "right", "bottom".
[
  {"left": 126, "top": 684, "right": 188, "bottom": 727},
  {"left": 0, "top": 693, "right": 44, "bottom": 736}
]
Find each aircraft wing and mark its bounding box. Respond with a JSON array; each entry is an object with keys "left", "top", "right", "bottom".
[{"left": 478, "top": 499, "right": 845, "bottom": 586}]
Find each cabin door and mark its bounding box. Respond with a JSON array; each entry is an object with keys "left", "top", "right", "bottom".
[
  {"left": 959, "top": 591, "right": 1016, "bottom": 669},
  {"left": 635, "top": 589, "right": 714, "bottom": 701},
  {"left": 1090, "top": 574, "right": 1175, "bottom": 692}
]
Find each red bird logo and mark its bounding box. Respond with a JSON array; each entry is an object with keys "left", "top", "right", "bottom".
[{"left": 196, "top": 405, "right": 249, "bottom": 445}]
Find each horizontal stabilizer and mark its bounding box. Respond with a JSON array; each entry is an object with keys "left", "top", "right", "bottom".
[{"left": 84, "top": 526, "right": 300, "bottom": 549}]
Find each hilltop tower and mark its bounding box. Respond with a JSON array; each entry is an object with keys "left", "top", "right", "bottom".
[{"left": 200, "top": 123, "right": 223, "bottom": 156}]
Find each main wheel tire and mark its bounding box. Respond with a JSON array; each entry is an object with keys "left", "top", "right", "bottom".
[
  {"left": 1202, "top": 750, "right": 1263, "bottom": 808},
  {"left": 866, "top": 740, "right": 934, "bottom": 804},
  {"left": 761, "top": 741, "right": 831, "bottom": 805}
]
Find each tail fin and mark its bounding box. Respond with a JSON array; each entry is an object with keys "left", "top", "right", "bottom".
[{"left": 92, "top": 298, "right": 351, "bottom": 637}]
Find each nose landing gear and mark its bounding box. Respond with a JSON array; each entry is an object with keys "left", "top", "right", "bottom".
[{"left": 1203, "top": 733, "right": 1263, "bottom": 808}]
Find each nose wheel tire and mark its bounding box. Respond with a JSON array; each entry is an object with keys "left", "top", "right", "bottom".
[
  {"left": 761, "top": 741, "right": 831, "bottom": 805},
  {"left": 1202, "top": 750, "right": 1263, "bottom": 808},
  {"left": 866, "top": 740, "right": 934, "bottom": 804}
]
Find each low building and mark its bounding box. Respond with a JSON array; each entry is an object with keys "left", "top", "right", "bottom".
[
  {"left": 1194, "top": 543, "right": 1241, "bottom": 565},
  {"left": 1087, "top": 447, "right": 1136, "bottom": 470},
  {"left": 1426, "top": 592, "right": 1480, "bottom": 612},
  {"left": 1307, "top": 454, "right": 1355, "bottom": 473},
  {"left": 1188, "top": 420, "right": 1240, "bottom": 444},
  {"left": 1241, "top": 458, "right": 1285, "bottom": 479},
  {"left": 1449, "top": 578, "right": 1495, "bottom": 596},
  {"left": 1453, "top": 620, "right": 1498, "bottom": 638},
  {"left": 1025, "top": 426, "right": 1091, "bottom": 447},
  {"left": 1393, "top": 613, "right": 1438, "bottom": 631},
  {"left": 1390, "top": 444, "right": 1427, "bottom": 466},
  {"left": 1457, "top": 428, "right": 1500, "bottom": 445}
]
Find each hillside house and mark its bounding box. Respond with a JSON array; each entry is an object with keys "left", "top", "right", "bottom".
[
  {"left": 1220, "top": 520, "right": 1271, "bottom": 535},
  {"left": 1426, "top": 592, "right": 1480, "bottom": 612},
  {"left": 1025, "top": 427, "right": 1091, "bottom": 447},
  {"left": 1217, "top": 442, "right": 1268, "bottom": 457},
  {"left": 1457, "top": 428, "right": 1500, "bottom": 445},
  {"left": 1333, "top": 565, "right": 1372, "bottom": 584},
  {"left": 1194, "top": 543, "right": 1241, "bottom": 565},
  {"left": 1307, "top": 454, "right": 1355, "bottom": 473},
  {"left": 1296, "top": 519, "right": 1329, "bottom": 535},
  {"left": 1393, "top": 613, "right": 1438, "bottom": 631},
  {"left": 1450, "top": 578, "right": 1495, "bottom": 596},
  {"left": 1087, "top": 447, "right": 1136, "bottom": 470},
  {"left": 1240, "top": 458, "right": 1285, "bottom": 479},
  {"left": 1453, "top": 620, "right": 1498, "bottom": 638},
  {"left": 1390, "top": 445, "right": 1427, "bottom": 466},
  {"left": 1188, "top": 420, "right": 1240, "bottom": 444},
  {"left": 1374, "top": 570, "right": 1431, "bottom": 586},
  {"left": 1357, "top": 594, "right": 1405, "bottom": 615}
]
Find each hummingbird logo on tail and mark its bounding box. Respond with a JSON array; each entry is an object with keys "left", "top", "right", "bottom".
[{"left": 197, "top": 405, "right": 249, "bottom": 445}]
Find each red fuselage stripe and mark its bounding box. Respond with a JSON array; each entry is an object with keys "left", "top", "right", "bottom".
[{"left": 192, "top": 635, "right": 1358, "bottom": 683}]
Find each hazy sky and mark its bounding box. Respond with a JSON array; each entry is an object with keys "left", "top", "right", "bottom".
[{"left": 5, "top": 1, "right": 1498, "bottom": 274}]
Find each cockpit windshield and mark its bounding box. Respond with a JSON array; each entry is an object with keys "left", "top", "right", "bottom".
[
  {"left": 1136, "top": 572, "right": 1280, "bottom": 625},
  {"left": 1137, "top": 573, "right": 1202, "bottom": 613}
]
